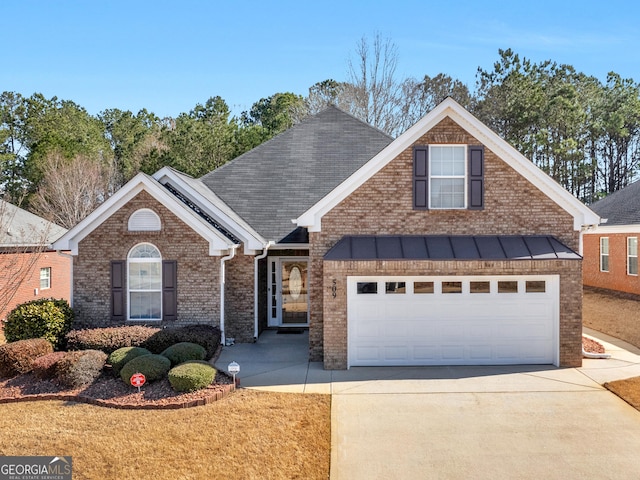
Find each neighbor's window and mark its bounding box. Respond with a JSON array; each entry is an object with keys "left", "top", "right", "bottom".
[
  {"left": 628, "top": 237, "right": 638, "bottom": 276},
  {"left": 430, "top": 145, "right": 466, "bottom": 209},
  {"left": 600, "top": 237, "right": 609, "bottom": 272},
  {"left": 40, "top": 267, "right": 51, "bottom": 290},
  {"left": 128, "top": 243, "right": 162, "bottom": 320}
]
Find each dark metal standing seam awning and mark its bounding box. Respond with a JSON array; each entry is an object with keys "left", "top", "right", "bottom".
[{"left": 323, "top": 235, "right": 582, "bottom": 261}]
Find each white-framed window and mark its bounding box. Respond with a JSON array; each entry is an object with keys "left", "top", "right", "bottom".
[
  {"left": 128, "top": 243, "right": 162, "bottom": 320},
  {"left": 628, "top": 237, "right": 638, "bottom": 276},
  {"left": 429, "top": 145, "right": 466, "bottom": 209},
  {"left": 40, "top": 267, "right": 51, "bottom": 289},
  {"left": 600, "top": 237, "right": 609, "bottom": 272}
]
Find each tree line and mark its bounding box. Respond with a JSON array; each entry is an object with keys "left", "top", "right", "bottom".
[{"left": 1, "top": 37, "right": 639, "bottom": 229}]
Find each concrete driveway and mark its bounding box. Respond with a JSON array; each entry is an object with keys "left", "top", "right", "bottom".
[{"left": 217, "top": 330, "right": 640, "bottom": 479}]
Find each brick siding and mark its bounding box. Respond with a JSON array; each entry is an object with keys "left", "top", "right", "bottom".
[
  {"left": 0, "top": 250, "right": 71, "bottom": 321},
  {"left": 309, "top": 117, "right": 581, "bottom": 366},
  {"left": 583, "top": 232, "right": 640, "bottom": 295},
  {"left": 73, "top": 191, "right": 221, "bottom": 328}
]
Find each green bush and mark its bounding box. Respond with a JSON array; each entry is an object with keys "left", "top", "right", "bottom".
[
  {"left": 161, "top": 342, "right": 206, "bottom": 366},
  {"left": 65, "top": 326, "right": 160, "bottom": 354},
  {"left": 56, "top": 350, "right": 107, "bottom": 388},
  {"left": 31, "top": 351, "right": 67, "bottom": 379},
  {"left": 143, "top": 325, "right": 220, "bottom": 359},
  {"left": 120, "top": 354, "right": 171, "bottom": 384},
  {"left": 108, "top": 347, "right": 152, "bottom": 375},
  {"left": 168, "top": 361, "right": 217, "bottom": 392},
  {"left": 4, "top": 298, "right": 74, "bottom": 350},
  {"left": 0, "top": 338, "right": 54, "bottom": 377}
]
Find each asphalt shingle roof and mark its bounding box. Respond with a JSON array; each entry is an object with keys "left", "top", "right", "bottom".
[
  {"left": 199, "top": 106, "right": 393, "bottom": 242},
  {"left": 0, "top": 200, "right": 67, "bottom": 247},
  {"left": 589, "top": 179, "right": 640, "bottom": 226}
]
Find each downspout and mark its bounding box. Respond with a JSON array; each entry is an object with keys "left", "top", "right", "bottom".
[
  {"left": 220, "top": 245, "right": 238, "bottom": 347},
  {"left": 254, "top": 241, "right": 275, "bottom": 341}
]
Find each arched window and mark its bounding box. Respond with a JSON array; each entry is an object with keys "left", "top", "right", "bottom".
[
  {"left": 128, "top": 208, "right": 161, "bottom": 231},
  {"left": 128, "top": 243, "right": 162, "bottom": 320}
]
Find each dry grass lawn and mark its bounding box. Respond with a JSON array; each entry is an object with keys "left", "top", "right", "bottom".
[
  {"left": 583, "top": 288, "right": 640, "bottom": 349},
  {"left": 584, "top": 288, "right": 640, "bottom": 412},
  {"left": 0, "top": 390, "right": 330, "bottom": 480}
]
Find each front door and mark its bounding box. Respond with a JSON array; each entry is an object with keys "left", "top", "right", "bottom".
[{"left": 268, "top": 257, "right": 309, "bottom": 327}]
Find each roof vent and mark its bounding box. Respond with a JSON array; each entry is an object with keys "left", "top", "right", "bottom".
[{"left": 128, "top": 208, "right": 161, "bottom": 231}]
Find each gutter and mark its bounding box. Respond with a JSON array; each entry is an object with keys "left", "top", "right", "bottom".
[
  {"left": 220, "top": 245, "right": 238, "bottom": 347},
  {"left": 254, "top": 241, "right": 275, "bottom": 340}
]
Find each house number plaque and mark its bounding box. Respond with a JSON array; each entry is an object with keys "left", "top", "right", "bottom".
[{"left": 331, "top": 279, "right": 337, "bottom": 298}]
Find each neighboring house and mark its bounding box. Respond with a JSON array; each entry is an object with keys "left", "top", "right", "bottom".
[
  {"left": 0, "top": 200, "right": 71, "bottom": 321},
  {"left": 583, "top": 180, "right": 640, "bottom": 295},
  {"left": 53, "top": 100, "right": 599, "bottom": 369}
]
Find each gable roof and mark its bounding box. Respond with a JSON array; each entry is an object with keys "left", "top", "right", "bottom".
[
  {"left": 152, "top": 166, "right": 266, "bottom": 253},
  {"left": 588, "top": 179, "right": 640, "bottom": 227},
  {"left": 200, "top": 106, "right": 393, "bottom": 242},
  {"left": 53, "top": 173, "right": 238, "bottom": 256},
  {"left": 295, "top": 98, "right": 600, "bottom": 232},
  {"left": 0, "top": 200, "right": 67, "bottom": 248}
]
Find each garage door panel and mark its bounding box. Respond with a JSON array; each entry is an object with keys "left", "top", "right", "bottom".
[{"left": 348, "top": 276, "right": 558, "bottom": 367}]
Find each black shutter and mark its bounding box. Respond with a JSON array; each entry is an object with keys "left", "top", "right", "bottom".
[
  {"left": 163, "top": 260, "right": 178, "bottom": 321},
  {"left": 413, "top": 146, "right": 429, "bottom": 209},
  {"left": 111, "top": 260, "right": 125, "bottom": 321},
  {"left": 468, "top": 145, "right": 484, "bottom": 210}
]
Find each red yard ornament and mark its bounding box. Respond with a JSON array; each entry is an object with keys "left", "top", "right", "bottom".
[{"left": 130, "top": 372, "right": 146, "bottom": 391}]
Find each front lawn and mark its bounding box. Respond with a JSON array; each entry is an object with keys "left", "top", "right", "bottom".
[{"left": 0, "top": 390, "right": 331, "bottom": 479}]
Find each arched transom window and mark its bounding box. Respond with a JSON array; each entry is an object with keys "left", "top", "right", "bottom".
[
  {"left": 128, "top": 243, "right": 162, "bottom": 320},
  {"left": 128, "top": 208, "right": 161, "bottom": 231}
]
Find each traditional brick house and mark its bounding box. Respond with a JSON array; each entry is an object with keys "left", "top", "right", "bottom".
[
  {"left": 0, "top": 200, "right": 71, "bottom": 321},
  {"left": 54, "top": 99, "right": 599, "bottom": 369},
  {"left": 583, "top": 180, "right": 640, "bottom": 295}
]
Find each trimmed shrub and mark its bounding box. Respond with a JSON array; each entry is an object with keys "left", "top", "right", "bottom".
[
  {"left": 161, "top": 342, "right": 206, "bottom": 366},
  {"left": 108, "top": 347, "right": 152, "bottom": 375},
  {"left": 143, "top": 325, "right": 221, "bottom": 359},
  {"left": 120, "top": 354, "right": 171, "bottom": 384},
  {"left": 4, "top": 299, "right": 74, "bottom": 350},
  {"left": 168, "top": 361, "right": 217, "bottom": 392},
  {"left": 56, "top": 350, "right": 107, "bottom": 388},
  {"left": 0, "top": 338, "right": 54, "bottom": 377},
  {"left": 65, "top": 326, "right": 160, "bottom": 354},
  {"left": 31, "top": 351, "right": 67, "bottom": 379}
]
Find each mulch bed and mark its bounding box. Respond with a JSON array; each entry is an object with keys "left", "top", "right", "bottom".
[
  {"left": 0, "top": 370, "right": 235, "bottom": 409},
  {"left": 583, "top": 336, "right": 606, "bottom": 354}
]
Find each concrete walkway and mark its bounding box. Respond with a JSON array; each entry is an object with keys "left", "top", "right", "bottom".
[{"left": 216, "top": 329, "right": 640, "bottom": 479}]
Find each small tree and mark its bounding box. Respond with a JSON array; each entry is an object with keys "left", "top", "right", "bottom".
[{"left": 30, "top": 152, "right": 117, "bottom": 229}]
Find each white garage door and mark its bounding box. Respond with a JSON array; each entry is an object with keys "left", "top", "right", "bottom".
[{"left": 348, "top": 275, "right": 559, "bottom": 367}]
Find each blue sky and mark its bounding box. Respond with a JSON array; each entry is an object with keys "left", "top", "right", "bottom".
[{"left": 4, "top": 0, "right": 640, "bottom": 118}]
